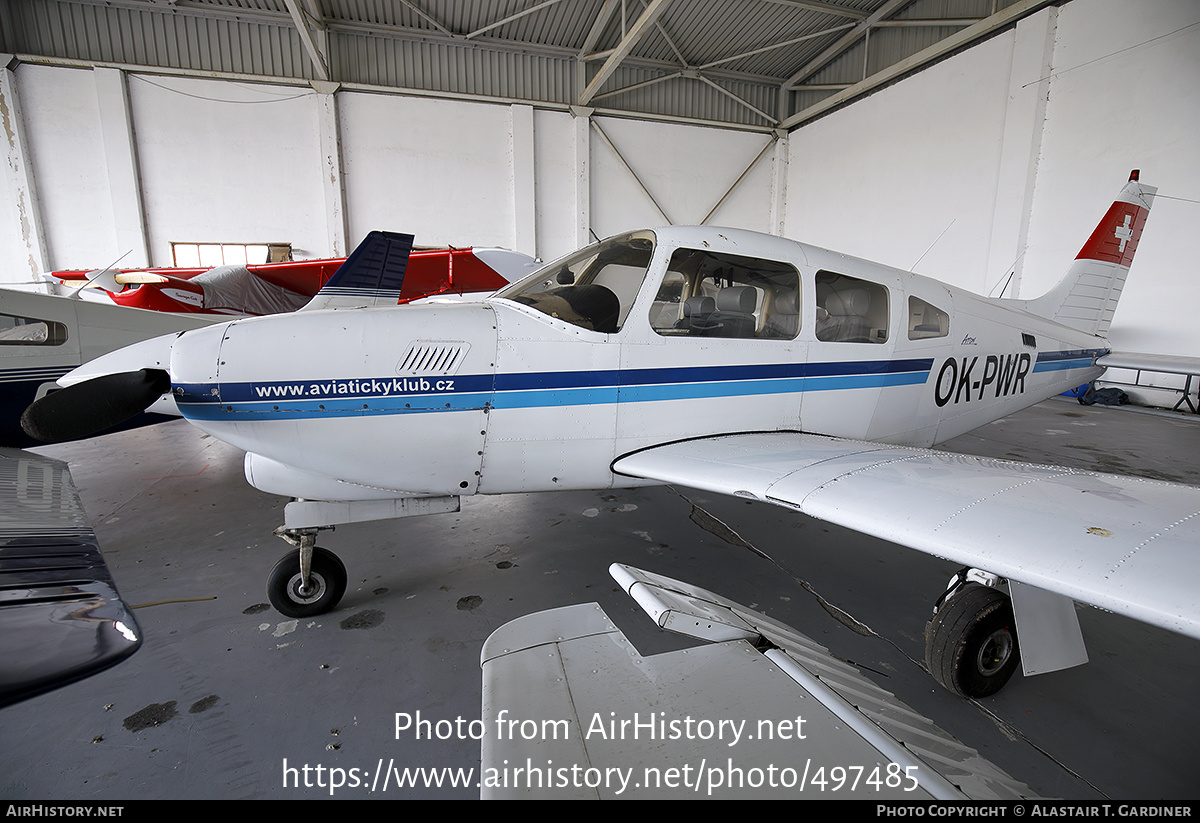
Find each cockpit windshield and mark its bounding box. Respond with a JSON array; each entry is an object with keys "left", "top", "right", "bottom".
[{"left": 493, "top": 232, "right": 655, "bottom": 333}]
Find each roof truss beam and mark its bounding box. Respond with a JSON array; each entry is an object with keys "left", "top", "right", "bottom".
[
  {"left": 638, "top": 0, "right": 690, "bottom": 67},
  {"left": 698, "top": 22, "right": 857, "bottom": 71},
  {"left": 590, "top": 70, "right": 684, "bottom": 103},
  {"left": 282, "top": 0, "right": 329, "bottom": 81},
  {"left": 760, "top": 0, "right": 868, "bottom": 19},
  {"left": 466, "top": 0, "right": 568, "bottom": 40},
  {"left": 395, "top": 0, "right": 454, "bottom": 37},
  {"left": 578, "top": 0, "right": 674, "bottom": 106},
  {"left": 580, "top": 0, "right": 622, "bottom": 56},
  {"left": 780, "top": 0, "right": 1059, "bottom": 129},
  {"left": 784, "top": 0, "right": 915, "bottom": 89}
]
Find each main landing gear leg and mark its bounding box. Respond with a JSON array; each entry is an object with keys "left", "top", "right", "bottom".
[
  {"left": 925, "top": 569, "right": 1020, "bottom": 698},
  {"left": 267, "top": 526, "right": 347, "bottom": 618}
]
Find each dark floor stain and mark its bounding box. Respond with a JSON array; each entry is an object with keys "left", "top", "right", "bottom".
[
  {"left": 457, "top": 595, "right": 483, "bottom": 611},
  {"left": 339, "top": 609, "right": 385, "bottom": 630},
  {"left": 496, "top": 560, "right": 513, "bottom": 569},
  {"left": 242, "top": 603, "right": 270, "bottom": 614},
  {"left": 188, "top": 695, "right": 220, "bottom": 714},
  {"left": 123, "top": 701, "right": 178, "bottom": 732},
  {"left": 372, "top": 587, "right": 388, "bottom": 595}
]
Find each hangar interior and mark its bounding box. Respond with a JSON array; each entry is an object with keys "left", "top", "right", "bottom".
[
  {"left": 1, "top": 0, "right": 1198, "bottom": 801},
  {"left": 2, "top": 0, "right": 1198, "bottom": 397}
]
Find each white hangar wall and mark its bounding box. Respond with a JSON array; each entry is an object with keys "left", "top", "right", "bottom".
[
  {"left": 0, "top": 64, "right": 774, "bottom": 280},
  {"left": 6, "top": 66, "right": 116, "bottom": 272},
  {"left": 130, "top": 75, "right": 330, "bottom": 266},
  {"left": 786, "top": 0, "right": 1200, "bottom": 399},
  {"left": 336, "top": 92, "right": 516, "bottom": 252}
]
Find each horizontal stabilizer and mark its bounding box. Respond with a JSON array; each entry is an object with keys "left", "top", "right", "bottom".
[
  {"left": 303, "top": 231, "right": 415, "bottom": 311},
  {"left": 1097, "top": 350, "right": 1200, "bottom": 376}
]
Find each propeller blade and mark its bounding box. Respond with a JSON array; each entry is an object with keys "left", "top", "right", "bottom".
[{"left": 21, "top": 369, "right": 172, "bottom": 443}]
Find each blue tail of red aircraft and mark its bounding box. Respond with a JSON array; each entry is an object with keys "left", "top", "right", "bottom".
[{"left": 304, "top": 231, "right": 415, "bottom": 310}]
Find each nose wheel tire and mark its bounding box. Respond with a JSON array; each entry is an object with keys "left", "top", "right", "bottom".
[
  {"left": 925, "top": 583, "right": 1020, "bottom": 698},
  {"left": 267, "top": 546, "right": 347, "bottom": 618}
]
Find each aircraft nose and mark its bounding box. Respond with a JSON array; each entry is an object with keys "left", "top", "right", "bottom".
[
  {"left": 168, "top": 304, "right": 500, "bottom": 496},
  {"left": 19, "top": 323, "right": 226, "bottom": 444},
  {"left": 166, "top": 320, "right": 236, "bottom": 419}
]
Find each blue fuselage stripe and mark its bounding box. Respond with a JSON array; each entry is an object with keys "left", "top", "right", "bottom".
[
  {"left": 175, "top": 350, "right": 1100, "bottom": 423},
  {"left": 1034, "top": 348, "right": 1107, "bottom": 373},
  {"left": 176, "top": 358, "right": 935, "bottom": 421}
]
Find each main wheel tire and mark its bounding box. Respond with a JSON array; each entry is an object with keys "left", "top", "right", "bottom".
[
  {"left": 267, "top": 547, "right": 347, "bottom": 618},
  {"left": 925, "top": 583, "right": 1020, "bottom": 698}
]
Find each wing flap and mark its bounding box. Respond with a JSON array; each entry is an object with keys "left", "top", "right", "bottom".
[
  {"left": 480, "top": 564, "right": 1039, "bottom": 799},
  {"left": 613, "top": 433, "right": 1200, "bottom": 640}
]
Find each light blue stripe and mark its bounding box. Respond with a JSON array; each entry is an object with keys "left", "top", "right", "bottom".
[
  {"left": 180, "top": 370, "right": 931, "bottom": 422},
  {"left": 181, "top": 392, "right": 494, "bottom": 421},
  {"left": 492, "top": 387, "right": 620, "bottom": 409}
]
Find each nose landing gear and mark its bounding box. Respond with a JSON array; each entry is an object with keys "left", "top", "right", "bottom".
[{"left": 267, "top": 527, "right": 347, "bottom": 618}]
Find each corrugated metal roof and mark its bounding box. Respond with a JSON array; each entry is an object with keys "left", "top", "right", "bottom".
[{"left": 1, "top": 0, "right": 1053, "bottom": 130}]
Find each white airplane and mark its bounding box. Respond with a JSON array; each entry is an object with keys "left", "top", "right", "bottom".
[{"left": 25, "top": 170, "right": 1197, "bottom": 698}]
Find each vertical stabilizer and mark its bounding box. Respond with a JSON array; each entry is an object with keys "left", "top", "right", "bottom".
[
  {"left": 302, "top": 231, "right": 414, "bottom": 310},
  {"left": 1022, "top": 171, "right": 1156, "bottom": 337}
]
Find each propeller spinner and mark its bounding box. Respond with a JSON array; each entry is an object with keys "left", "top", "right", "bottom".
[{"left": 21, "top": 368, "right": 171, "bottom": 443}]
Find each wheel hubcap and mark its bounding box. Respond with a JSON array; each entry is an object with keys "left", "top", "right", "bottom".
[
  {"left": 287, "top": 571, "right": 327, "bottom": 604},
  {"left": 976, "top": 628, "right": 1013, "bottom": 676}
]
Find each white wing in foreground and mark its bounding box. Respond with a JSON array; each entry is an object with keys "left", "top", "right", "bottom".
[
  {"left": 480, "top": 564, "right": 1038, "bottom": 799},
  {"left": 612, "top": 432, "right": 1200, "bottom": 641}
]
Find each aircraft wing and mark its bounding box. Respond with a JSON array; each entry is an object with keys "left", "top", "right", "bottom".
[
  {"left": 480, "top": 564, "right": 1037, "bottom": 799},
  {"left": 612, "top": 432, "right": 1200, "bottom": 642},
  {"left": 0, "top": 448, "right": 142, "bottom": 708}
]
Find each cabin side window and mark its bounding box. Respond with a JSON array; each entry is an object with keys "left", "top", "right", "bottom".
[
  {"left": 0, "top": 313, "right": 67, "bottom": 346},
  {"left": 651, "top": 248, "right": 800, "bottom": 340},
  {"left": 494, "top": 232, "right": 654, "bottom": 333},
  {"left": 815, "top": 271, "right": 889, "bottom": 344},
  {"left": 908, "top": 296, "right": 949, "bottom": 339}
]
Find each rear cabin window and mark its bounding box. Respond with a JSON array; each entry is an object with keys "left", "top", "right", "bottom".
[
  {"left": 0, "top": 313, "right": 67, "bottom": 346},
  {"left": 908, "top": 296, "right": 949, "bottom": 339},
  {"left": 651, "top": 248, "right": 800, "bottom": 340},
  {"left": 815, "top": 271, "right": 889, "bottom": 344}
]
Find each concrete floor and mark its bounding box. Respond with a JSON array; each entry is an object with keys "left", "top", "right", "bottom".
[{"left": 1, "top": 398, "right": 1197, "bottom": 800}]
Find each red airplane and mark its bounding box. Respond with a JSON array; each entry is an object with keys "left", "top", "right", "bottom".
[{"left": 47, "top": 245, "right": 528, "bottom": 316}]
